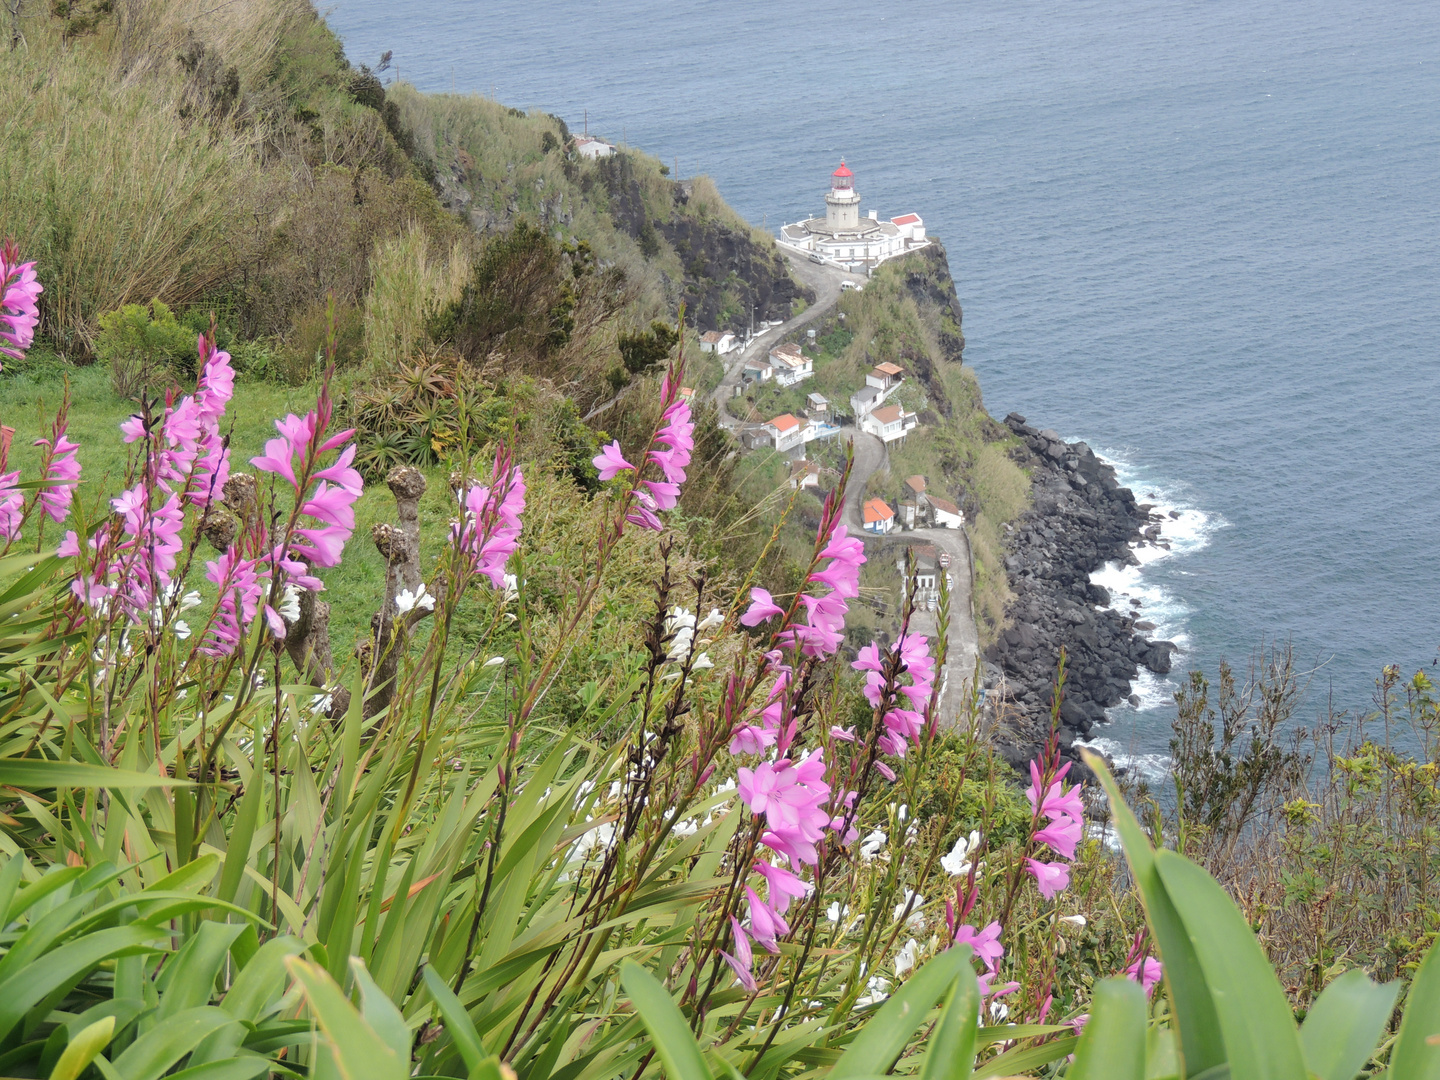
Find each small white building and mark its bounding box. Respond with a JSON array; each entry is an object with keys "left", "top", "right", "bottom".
[
  {"left": 863, "top": 498, "right": 896, "bottom": 534},
  {"left": 742, "top": 356, "right": 774, "bottom": 383},
  {"left": 928, "top": 495, "right": 964, "bottom": 529},
  {"left": 850, "top": 385, "right": 884, "bottom": 417},
  {"left": 765, "top": 413, "right": 809, "bottom": 453},
  {"left": 788, "top": 459, "right": 821, "bottom": 490},
  {"left": 866, "top": 362, "right": 905, "bottom": 391},
  {"left": 700, "top": 330, "right": 738, "bottom": 355},
  {"left": 574, "top": 136, "right": 615, "bottom": 159},
  {"left": 768, "top": 343, "right": 813, "bottom": 387},
  {"left": 862, "top": 404, "right": 918, "bottom": 444},
  {"left": 807, "top": 392, "right": 829, "bottom": 417}
]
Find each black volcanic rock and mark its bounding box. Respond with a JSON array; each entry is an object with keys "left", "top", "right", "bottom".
[{"left": 983, "top": 415, "right": 1169, "bottom": 770}]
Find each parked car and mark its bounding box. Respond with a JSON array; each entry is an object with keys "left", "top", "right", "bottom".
[
  {"left": 809, "top": 252, "right": 825, "bottom": 264},
  {"left": 840, "top": 280, "right": 856, "bottom": 291}
]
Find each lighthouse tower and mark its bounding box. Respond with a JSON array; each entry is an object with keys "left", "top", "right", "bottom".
[{"left": 824, "top": 160, "right": 861, "bottom": 231}]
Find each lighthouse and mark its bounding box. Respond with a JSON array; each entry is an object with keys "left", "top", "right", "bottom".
[{"left": 824, "top": 160, "right": 861, "bottom": 231}]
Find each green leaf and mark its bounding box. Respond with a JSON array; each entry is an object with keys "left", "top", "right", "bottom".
[
  {"left": 1300, "top": 969, "right": 1399, "bottom": 1080},
  {"left": 0, "top": 925, "right": 165, "bottom": 1043},
  {"left": 1388, "top": 934, "right": 1440, "bottom": 1079},
  {"left": 1153, "top": 849, "right": 1308, "bottom": 1080},
  {"left": 1084, "top": 750, "right": 1227, "bottom": 1077},
  {"left": 162, "top": 1060, "right": 269, "bottom": 1080},
  {"left": 422, "top": 966, "right": 486, "bottom": 1073},
  {"left": 349, "top": 959, "right": 409, "bottom": 1065},
  {"left": 221, "top": 936, "right": 306, "bottom": 1023},
  {"left": 109, "top": 1007, "right": 237, "bottom": 1080},
  {"left": 0, "top": 760, "right": 193, "bottom": 789},
  {"left": 832, "top": 945, "right": 974, "bottom": 1078},
  {"left": 49, "top": 1016, "right": 115, "bottom": 1080},
  {"left": 917, "top": 962, "right": 980, "bottom": 1080},
  {"left": 1067, "top": 977, "right": 1147, "bottom": 1080},
  {"left": 157, "top": 922, "right": 247, "bottom": 1018},
  {"left": 970, "top": 1035, "right": 1078, "bottom": 1079},
  {"left": 285, "top": 956, "right": 408, "bottom": 1080},
  {"left": 618, "top": 959, "right": 713, "bottom": 1080}
]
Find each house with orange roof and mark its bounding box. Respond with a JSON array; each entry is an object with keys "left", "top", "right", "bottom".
[
  {"left": 866, "top": 362, "right": 905, "bottom": 391},
  {"left": 862, "top": 498, "right": 896, "bottom": 534},
  {"left": 862, "top": 403, "right": 918, "bottom": 444},
  {"left": 763, "top": 413, "right": 809, "bottom": 453}
]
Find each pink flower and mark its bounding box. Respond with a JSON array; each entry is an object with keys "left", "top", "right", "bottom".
[
  {"left": 1127, "top": 955, "right": 1163, "bottom": 996},
  {"left": 729, "top": 723, "right": 776, "bottom": 756},
  {"left": 1024, "top": 858, "right": 1070, "bottom": 900},
  {"left": 954, "top": 922, "right": 1005, "bottom": 970},
  {"left": 1027, "top": 760, "right": 1083, "bottom": 823},
  {"left": 35, "top": 429, "right": 80, "bottom": 525},
  {"left": 851, "top": 642, "right": 884, "bottom": 672},
  {"left": 0, "top": 243, "right": 42, "bottom": 364},
  {"left": 753, "top": 860, "right": 810, "bottom": 914},
  {"left": 200, "top": 551, "right": 264, "bottom": 656},
  {"left": 740, "top": 587, "right": 785, "bottom": 626},
  {"left": 0, "top": 470, "right": 22, "bottom": 541},
  {"left": 744, "top": 886, "right": 789, "bottom": 952},
  {"left": 456, "top": 450, "right": 526, "bottom": 587},
  {"left": 1033, "top": 814, "right": 1082, "bottom": 861},
  {"left": 263, "top": 604, "right": 287, "bottom": 640},
  {"left": 592, "top": 441, "right": 634, "bottom": 481},
  {"left": 874, "top": 761, "right": 897, "bottom": 782},
  {"left": 720, "top": 915, "right": 757, "bottom": 993}
]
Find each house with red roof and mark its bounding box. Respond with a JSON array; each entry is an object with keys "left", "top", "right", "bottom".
[{"left": 863, "top": 498, "right": 896, "bottom": 534}]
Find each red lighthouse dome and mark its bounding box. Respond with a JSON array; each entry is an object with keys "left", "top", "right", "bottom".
[{"left": 831, "top": 160, "right": 853, "bottom": 190}]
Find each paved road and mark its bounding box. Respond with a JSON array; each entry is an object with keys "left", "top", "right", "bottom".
[
  {"left": 838, "top": 428, "right": 980, "bottom": 729},
  {"left": 710, "top": 251, "right": 851, "bottom": 427}
]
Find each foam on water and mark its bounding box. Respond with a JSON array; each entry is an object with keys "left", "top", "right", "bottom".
[{"left": 1074, "top": 736, "right": 1172, "bottom": 787}]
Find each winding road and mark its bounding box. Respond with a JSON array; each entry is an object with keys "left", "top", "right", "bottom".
[{"left": 708, "top": 247, "right": 981, "bottom": 728}]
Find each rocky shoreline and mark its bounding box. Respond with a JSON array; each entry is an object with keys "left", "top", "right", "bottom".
[{"left": 983, "top": 413, "right": 1178, "bottom": 773}]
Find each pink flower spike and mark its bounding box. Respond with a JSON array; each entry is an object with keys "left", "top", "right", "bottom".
[
  {"left": 740, "top": 587, "right": 785, "bottom": 627},
  {"left": 953, "top": 921, "right": 1005, "bottom": 970},
  {"left": 0, "top": 245, "right": 42, "bottom": 364},
  {"left": 744, "top": 885, "right": 788, "bottom": 952},
  {"left": 829, "top": 725, "right": 856, "bottom": 742},
  {"left": 754, "top": 860, "right": 810, "bottom": 914},
  {"left": 720, "top": 915, "right": 757, "bottom": 993},
  {"left": 1024, "top": 858, "right": 1070, "bottom": 900},
  {"left": 592, "top": 441, "right": 635, "bottom": 481}
]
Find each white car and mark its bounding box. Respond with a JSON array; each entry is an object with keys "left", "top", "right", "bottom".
[{"left": 840, "top": 280, "right": 856, "bottom": 291}]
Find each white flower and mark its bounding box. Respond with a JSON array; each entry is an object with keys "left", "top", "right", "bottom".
[
  {"left": 672, "top": 818, "right": 698, "bottom": 837},
  {"left": 1061, "top": 914, "right": 1087, "bottom": 928},
  {"left": 483, "top": 655, "right": 505, "bottom": 667},
  {"left": 309, "top": 693, "right": 335, "bottom": 717},
  {"left": 178, "top": 590, "right": 203, "bottom": 612},
  {"left": 664, "top": 606, "right": 697, "bottom": 661},
  {"left": 172, "top": 620, "right": 191, "bottom": 640},
  {"left": 860, "top": 829, "right": 887, "bottom": 861},
  {"left": 941, "top": 830, "right": 982, "bottom": 877},
  {"left": 691, "top": 652, "right": 713, "bottom": 671},
  {"left": 395, "top": 583, "right": 435, "bottom": 615},
  {"left": 698, "top": 608, "right": 724, "bottom": 631},
  {"left": 573, "top": 821, "right": 615, "bottom": 862},
  {"left": 607, "top": 781, "right": 623, "bottom": 800},
  {"left": 893, "top": 889, "right": 926, "bottom": 930},
  {"left": 279, "top": 585, "right": 302, "bottom": 622},
  {"left": 893, "top": 938, "right": 920, "bottom": 977},
  {"left": 826, "top": 902, "right": 847, "bottom": 923},
  {"left": 856, "top": 974, "right": 891, "bottom": 1008},
  {"left": 715, "top": 778, "right": 737, "bottom": 795},
  {"left": 989, "top": 1001, "right": 1009, "bottom": 1023}
]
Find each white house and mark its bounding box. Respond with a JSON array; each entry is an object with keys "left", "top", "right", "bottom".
[
  {"left": 863, "top": 498, "right": 896, "bottom": 535},
  {"left": 764, "top": 414, "right": 809, "bottom": 453},
  {"left": 574, "top": 136, "right": 615, "bottom": 159},
  {"left": 850, "top": 385, "right": 884, "bottom": 417},
  {"left": 788, "top": 459, "right": 821, "bottom": 490},
  {"left": 742, "top": 356, "right": 774, "bottom": 383},
  {"left": 862, "top": 404, "right": 918, "bottom": 444},
  {"left": 700, "top": 330, "right": 738, "bottom": 355},
  {"left": 866, "top": 362, "right": 905, "bottom": 391},
  {"left": 768, "top": 343, "right": 813, "bottom": 387},
  {"left": 928, "top": 495, "right": 964, "bottom": 529}
]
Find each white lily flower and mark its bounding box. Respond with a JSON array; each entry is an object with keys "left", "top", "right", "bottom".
[
  {"left": 941, "top": 830, "right": 981, "bottom": 877},
  {"left": 179, "top": 590, "right": 203, "bottom": 612},
  {"left": 395, "top": 583, "right": 435, "bottom": 615},
  {"left": 1061, "top": 914, "right": 1087, "bottom": 928},
  {"left": 893, "top": 938, "right": 920, "bottom": 977},
  {"left": 484, "top": 655, "right": 505, "bottom": 667},
  {"left": 691, "top": 652, "right": 713, "bottom": 671},
  {"left": 893, "top": 889, "right": 926, "bottom": 930},
  {"left": 860, "top": 829, "right": 887, "bottom": 862},
  {"left": 173, "top": 620, "right": 191, "bottom": 640},
  {"left": 698, "top": 608, "right": 724, "bottom": 631}
]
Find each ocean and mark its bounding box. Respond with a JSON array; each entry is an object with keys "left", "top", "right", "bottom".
[{"left": 324, "top": 0, "right": 1440, "bottom": 768}]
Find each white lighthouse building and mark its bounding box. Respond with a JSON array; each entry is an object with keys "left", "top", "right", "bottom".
[{"left": 779, "top": 161, "right": 929, "bottom": 270}]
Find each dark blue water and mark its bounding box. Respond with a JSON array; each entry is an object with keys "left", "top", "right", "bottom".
[{"left": 325, "top": 0, "right": 1440, "bottom": 766}]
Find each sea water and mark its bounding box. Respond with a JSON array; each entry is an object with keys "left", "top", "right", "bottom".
[{"left": 324, "top": 0, "right": 1440, "bottom": 767}]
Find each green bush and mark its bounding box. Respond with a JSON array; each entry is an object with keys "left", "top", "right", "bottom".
[{"left": 95, "top": 299, "right": 200, "bottom": 397}]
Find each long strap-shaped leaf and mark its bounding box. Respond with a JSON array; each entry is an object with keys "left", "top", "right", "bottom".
[
  {"left": 1153, "top": 850, "right": 1308, "bottom": 1080},
  {"left": 1084, "top": 750, "right": 1226, "bottom": 1076},
  {"left": 1300, "top": 969, "right": 1399, "bottom": 1080},
  {"left": 1066, "top": 977, "right": 1146, "bottom": 1080},
  {"left": 619, "top": 960, "right": 714, "bottom": 1080},
  {"left": 917, "top": 963, "right": 980, "bottom": 1080},
  {"left": 1387, "top": 934, "right": 1440, "bottom": 1078}
]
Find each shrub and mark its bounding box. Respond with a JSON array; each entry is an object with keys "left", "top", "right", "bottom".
[{"left": 95, "top": 299, "right": 199, "bottom": 396}]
